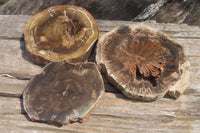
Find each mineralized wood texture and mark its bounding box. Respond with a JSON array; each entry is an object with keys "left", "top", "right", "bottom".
[
  {"left": 0, "top": 15, "right": 200, "bottom": 132},
  {"left": 23, "top": 62, "right": 104, "bottom": 126},
  {"left": 96, "top": 25, "right": 190, "bottom": 101},
  {"left": 25, "top": 5, "right": 98, "bottom": 65}
]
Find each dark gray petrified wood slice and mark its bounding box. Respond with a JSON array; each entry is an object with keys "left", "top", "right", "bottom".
[
  {"left": 24, "top": 5, "right": 98, "bottom": 65},
  {"left": 23, "top": 61, "right": 104, "bottom": 126},
  {"left": 96, "top": 25, "right": 190, "bottom": 101}
]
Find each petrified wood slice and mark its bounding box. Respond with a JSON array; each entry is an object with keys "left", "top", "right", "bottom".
[
  {"left": 23, "top": 61, "right": 104, "bottom": 126},
  {"left": 24, "top": 5, "right": 99, "bottom": 65},
  {"left": 96, "top": 25, "right": 190, "bottom": 101}
]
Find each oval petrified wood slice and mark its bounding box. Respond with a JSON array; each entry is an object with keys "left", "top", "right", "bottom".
[
  {"left": 24, "top": 5, "right": 99, "bottom": 65},
  {"left": 23, "top": 61, "right": 104, "bottom": 126},
  {"left": 96, "top": 25, "right": 190, "bottom": 101}
]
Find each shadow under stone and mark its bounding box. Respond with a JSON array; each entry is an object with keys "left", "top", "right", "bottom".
[{"left": 19, "top": 34, "right": 43, "bottom": 67}]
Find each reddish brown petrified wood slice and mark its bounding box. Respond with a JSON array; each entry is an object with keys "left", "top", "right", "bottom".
[
  {"left": 24, "top": 5, "right": 98, "bottom": 65},
  {"left": 23, "top": 61, "right": 104, "bottom": 126},
  {"left": 96, "top": 25, "right": 190, "bottom": 101}
]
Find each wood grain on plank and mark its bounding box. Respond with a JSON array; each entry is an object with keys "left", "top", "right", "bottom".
[
  {"left": 0, "top": 15, "right": 200, "bottom": 132},
  {"left": 0, "top": 92, "right": 200, "bottom": 133},
  {"left": 0, "top": 56, "right": 199, "bottom": 96}
]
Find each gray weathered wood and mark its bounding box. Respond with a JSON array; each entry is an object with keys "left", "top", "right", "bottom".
[
  {"left": 0, "top": 15, "right": 200, "bottom": 132},
  {"left": 0, "top": 92, "right": 200, "bottom": 133}
]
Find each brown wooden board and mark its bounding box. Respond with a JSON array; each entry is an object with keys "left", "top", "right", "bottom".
[{"left": 0, "top": 15, "right": 200, "bottom": 132}]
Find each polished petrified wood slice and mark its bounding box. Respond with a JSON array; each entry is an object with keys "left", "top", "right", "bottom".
[
  {"left": 24, "top": 5, "right": 98, "bottom": 65},
  {"left": 96, "top": 25, "right": 190, "bottom": 101},
  {"left": 23, "top": 61, "right": 104, "bottom": 126}
]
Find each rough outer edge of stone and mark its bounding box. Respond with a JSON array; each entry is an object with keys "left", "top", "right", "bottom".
[
  {"left": 167, "top": 59, "right": 190, "bottom": 99},
  {"left": 96, "top": 24, "right": 190, "bottom": 101}
]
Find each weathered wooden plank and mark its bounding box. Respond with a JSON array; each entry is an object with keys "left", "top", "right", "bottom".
[
  {"left": 0, "top": 39, "right": 42, "bottom": 74},
  {"left": 173, "top": 39, "right": 200, "bottom": 57},
  {"left": 96, "top": 19, "right": 200, "bottom": 32},
  {"left": 0, "top": 15, "right": 200, "bottom": 132},
  {"left": 1, "top": 15, "right": 200, "bottom": 39},
  {"left": 0, "top": 55, "right": 199, "bottom": 97},
  {"left": 0, "top": 15, "right": 32, "bottom": 23},
  {"left": 0, "top": 92, "right": 200, "bottom": 133},
  {"left": 0, "top": 37, "right": 199, "bottom": 75},
  {"left": 0, "top": 38, "right": 199, "bottom": 96},
  {"left": 0, "top": 76, "right": 28, "bottom": 97},
  {"left": 98, "top": 25, "right": 200, "bottom": 39},
  {"left": 1, "top": 114, "right": 198, "bottom": 133}
]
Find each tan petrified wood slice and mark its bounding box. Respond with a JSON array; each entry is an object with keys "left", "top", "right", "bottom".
[
  {"left": 24, "top": 5, "right": 98, "bottom": 65},
  {"left": 23, "top": 61, "right": 104, "bottom": 126},
  {"left": 96, "top": 25, "right": 190, "bottom": 101}
]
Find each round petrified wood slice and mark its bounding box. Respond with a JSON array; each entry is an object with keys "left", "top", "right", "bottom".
[
  {"left": 96, "top": 25, "right": 190, "bottom": 101},
  {"left": 24, "top": 5, "right": 98, "bottom": 65},
  {"left": 23, "top": 61, "right": 104, "bottom": 126}
]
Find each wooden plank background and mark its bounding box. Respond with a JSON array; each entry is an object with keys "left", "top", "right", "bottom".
[{"left": 0, "top": 15, "right": 200, "bottom": 133}]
